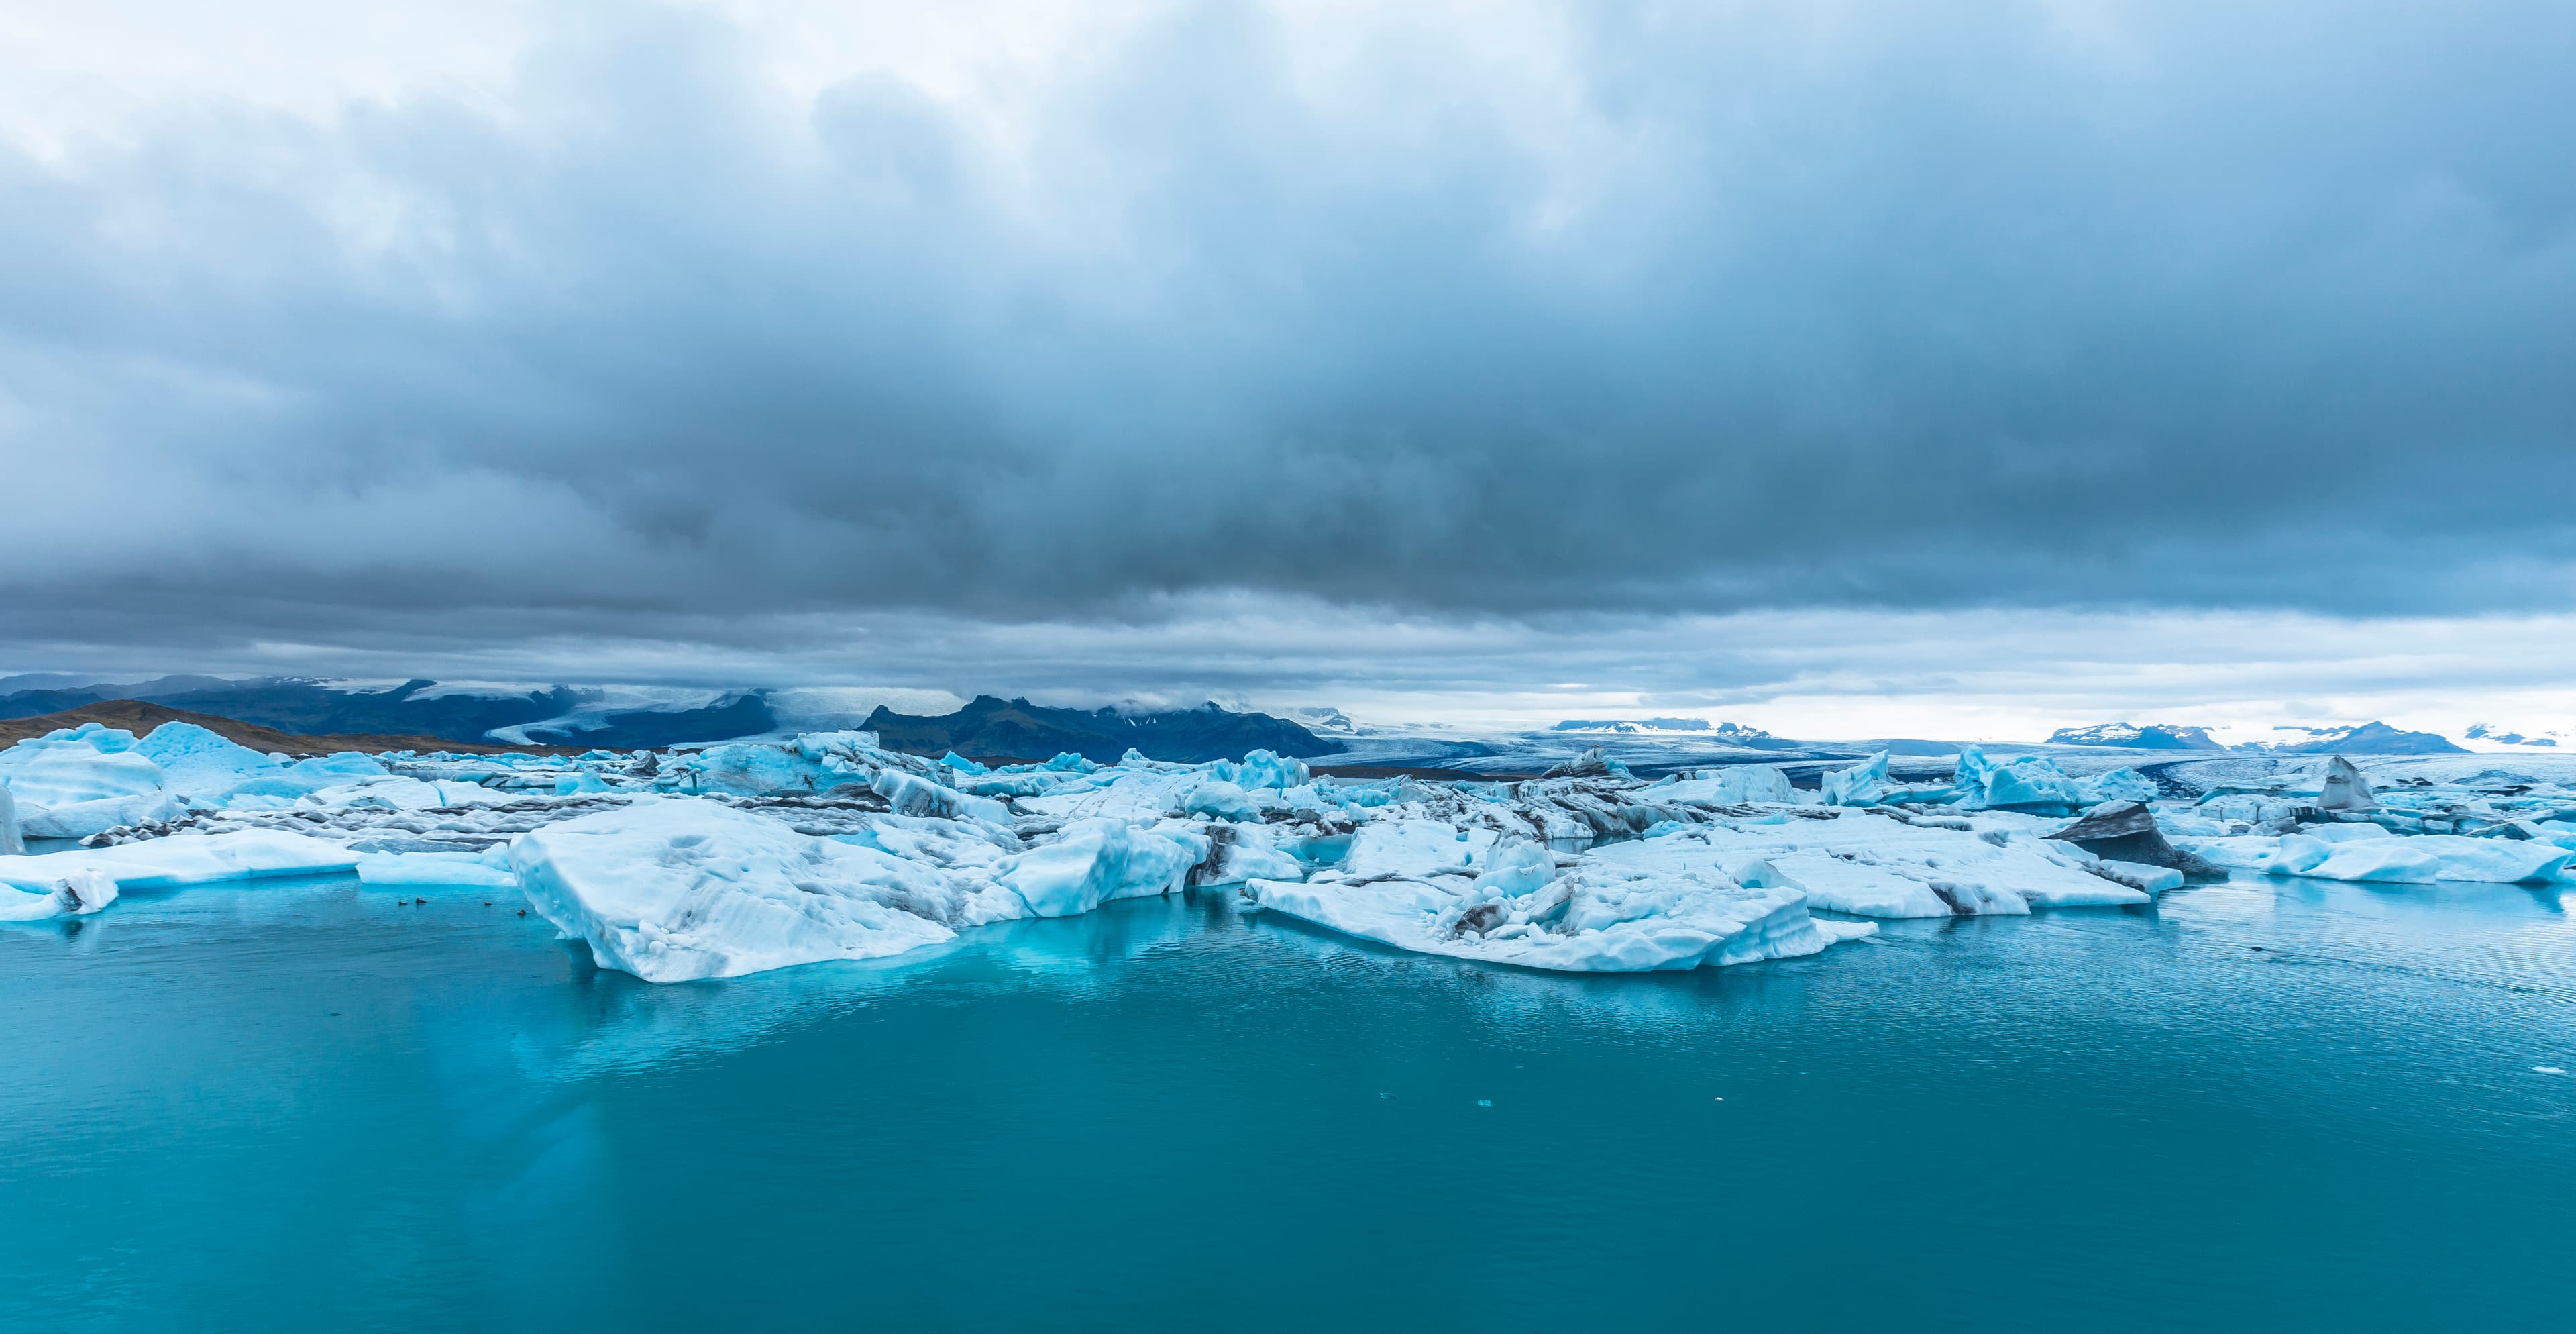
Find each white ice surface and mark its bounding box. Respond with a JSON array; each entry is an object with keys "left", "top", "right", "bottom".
[
  {"left": 2176, "top": 831, "right": 2572, "bottom": 884},
  {"left": 509, "top": 798, "right": 1208, "bottom": 982},
  {"left": 1250, "top": 835, "right": 1874, "bottom": 972},
  {"left": 511, "top": 799, "right": 984, "bottom": 982},
  {"left": 0, "top": 867, "right": 118, "bottom": 921},
  {"left": 0, "top": 830, "right": 360, "bottom": 892},
  {"left": 1689, "top": 811, "right": 2149, "bottom": 916}
]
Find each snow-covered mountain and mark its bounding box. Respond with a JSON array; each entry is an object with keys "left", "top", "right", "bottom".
[{"left": 2045, "top": 723, "right": 2222, "bottom": 750}]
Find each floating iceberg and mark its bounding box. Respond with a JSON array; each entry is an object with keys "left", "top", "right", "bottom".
[
  {"left": 2177, "top": 827, "right": 2571, "bottom": 885},
  {"left": 0, "top": 867, "right": 118, "bottom": 921},
  {"left": 1690, "top": 811, "right": 2151, "bottom": 916},
  {"left": 511, "top": 799, "right": 988, "bottom": 982},
  {"left": 511, "top": 799, "right": 1209, "bottom": 982},
  {"left": 0, "top": 830, "right": 360, "bottom": 894},
  {"left": 1249, "top": 835, "right": 1874, "bottom": 972}
]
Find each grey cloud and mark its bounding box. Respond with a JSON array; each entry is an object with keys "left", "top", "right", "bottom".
[{"left": 2, "top": 0, "right": 2573, "bottom": 666}]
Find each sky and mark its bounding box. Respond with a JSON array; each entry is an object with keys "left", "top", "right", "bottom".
[{"left": 2, "top": 1, "right": 2571, "bottom": 739}]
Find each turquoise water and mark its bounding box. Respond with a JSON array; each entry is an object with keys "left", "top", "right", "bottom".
[{"left": 4, "top": 876, "right": 2571, "bottom": 1331}]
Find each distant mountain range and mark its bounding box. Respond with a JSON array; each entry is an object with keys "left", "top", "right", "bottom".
[
  {"left": 862, "top": 695, "right": 1342, "bottom": 764},
  {"left": 2046, "top": 723, "right": 2223, "bottom": 750},
  {"left": 1551, "top": 718, "right": 1777, "bottom": 743},
  {"left": 2262, "top": 722, "right": 2467, "bottom": 755},
  {"left": 1, "top": 673, "right": 2510, "bottom": 761},
  {"left": 0, "top": 675, "right": 1342, "bottom": 762},
  {"left": 2048, "top": 719, "right": 2467, "bottom": 755},
  {"left": 0, "top": 676, "right": 768, "bottom": 748}
]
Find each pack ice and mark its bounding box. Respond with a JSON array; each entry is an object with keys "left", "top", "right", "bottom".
[{"left": 30, "top": 719, "right": 2533, "bottom": 983}]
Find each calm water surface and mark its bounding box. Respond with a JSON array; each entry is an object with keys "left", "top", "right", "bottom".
[{"left": 3, "top": 874, "right": 2571, "bottom": 1331}]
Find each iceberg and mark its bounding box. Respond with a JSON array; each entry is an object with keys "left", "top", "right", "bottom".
[
  {"left": 1191, "top": 822, "right": 1310, "bottom": 887},
  {"left": 1821, "top": 752, "right": 1892, "bottom": 807},
  {"left": 0, "top": 866, "right": 118, "bottom": 921},
  {"left": 1249, "top": 835, "right": 1874, "bottom": 972},
  {"left": 871, "top": 768, "right": 1012, "bottom": 823},
  {"left": 2317, "top": 756, "right": 2380, "bottom": 813},
  {"left": 1949, "top": 747, "right": 2085, "bottom": 811},
  {"left": 511, "top": 799, "right": 986, "bottom": 982},
  {"left": 1692, "top": 812, "right": 2151, "bottom": 915},
  {"left": 510, "top": 799, "right": 1207, "bottom": 982},
  {"left": 0, "top": 830, "right": 360, "bottom": 894},
  {"left": 0, "top": 783, "right": 18, "bottom": 855},
  {"left": 1203, "top": 749, "right": 1311, "bottom": 791},
  {"left": 17, "top": 792, "right": 193, "bottom": 841},
  {"left": 2175, "top": 829, "right": 2573, "bottom": 884},
  {"left": 991, "top": 817, "right": 1207, "bottom": 917},
  {"left": 130, "top": 722, "right": 289, "bottom": 799},
  {"left": 0, "top": 731, "right": 169, "bottom": 807},
  {"left": 0, "top": 725, "right": 182, "bottom": 837},
  {"left": 2045, "top": 801, "right": 2220, "bottom": 876}
]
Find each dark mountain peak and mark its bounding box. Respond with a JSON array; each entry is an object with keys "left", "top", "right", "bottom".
[{"left": 861, "top": 695, "right": 1343, "bottom": 764}]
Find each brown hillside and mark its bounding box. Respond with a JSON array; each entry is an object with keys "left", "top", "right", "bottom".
[{"left": 0, "top": 700, "right": 580, "bottom": 757}]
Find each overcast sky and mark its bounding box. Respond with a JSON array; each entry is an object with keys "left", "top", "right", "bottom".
[{"left": 3, "top": 1, "right": 2571, "bottom": 736}]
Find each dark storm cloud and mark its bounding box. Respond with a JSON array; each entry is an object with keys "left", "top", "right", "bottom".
[{"left": 3, "top": 0, "right": 2573, "bottom": 658}]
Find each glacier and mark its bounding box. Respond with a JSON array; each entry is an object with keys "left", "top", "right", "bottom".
[{"left": 7, "top": 714, "right": 2574, "bottom": 983}]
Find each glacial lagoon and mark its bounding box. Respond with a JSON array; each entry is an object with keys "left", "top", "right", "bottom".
[{"left": 5, "top": 871, "right": 2569, "bottom": 1331}]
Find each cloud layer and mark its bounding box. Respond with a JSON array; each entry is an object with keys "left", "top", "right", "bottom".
[{"left": 3, "top": 1, "right": 2573, "bottom": 713}]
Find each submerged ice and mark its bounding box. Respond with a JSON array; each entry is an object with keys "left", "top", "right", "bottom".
[{"left": 7, "top": 714, "right": 2572, "bottom": 980}]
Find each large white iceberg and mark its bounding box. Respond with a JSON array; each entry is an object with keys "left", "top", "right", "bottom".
[
  {"left": 0, "top": 720, "right": 400, "bottom": 839},
  {"left": 2177, "top": 827, "right": 2571, "bottom": 884},
  {"left": 1249, "top": 834, "right": 1874, "bottom": 972},
  {"left": 0, "top": 724, "right": 182, "bottom": 839},
  {"left": 0, "top": 829, "right": 360, "bottom": 895},
  {"left": 512, "top": 799, "right": 989, "bottom": 981},
  {"left": 1690, "top": 812, "right": 2150, "bottom": 916},
  {"left": 990, "top": 817, "right": 1205, "bottom": 917},
  {"left": 510, "top": 798, "right": 1210, "bottom": 982}
]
